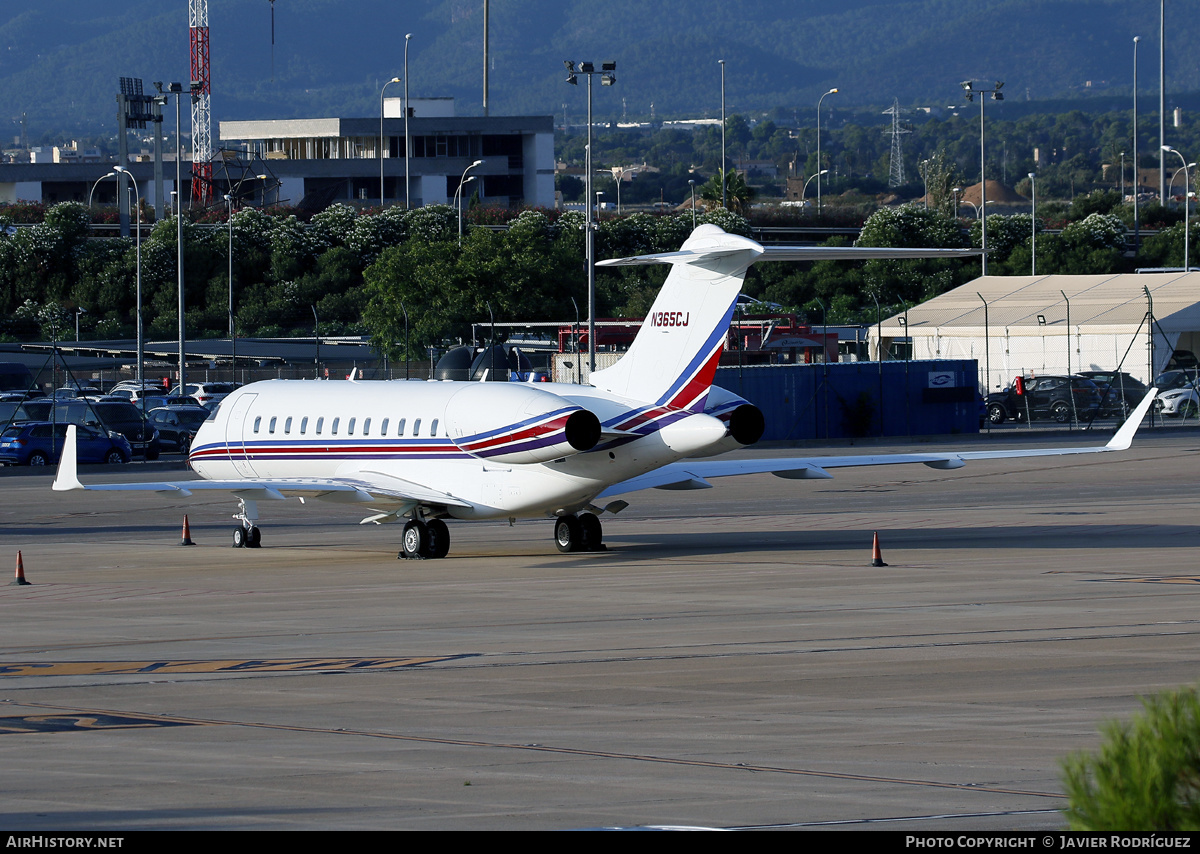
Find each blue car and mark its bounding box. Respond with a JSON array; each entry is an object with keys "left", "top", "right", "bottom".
[{"left": 0, "top": 422, "right": 131, "bottom": 467}]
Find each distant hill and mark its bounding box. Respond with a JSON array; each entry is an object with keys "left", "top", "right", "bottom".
[{"left": 1, "top": 0, "right": 1197, "bottom": 140}]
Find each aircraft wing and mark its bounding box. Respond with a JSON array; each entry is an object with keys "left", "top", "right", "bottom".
[
  {"left": 597, "top": 388, "right": 1155, "bottom": 499},
  {"left": 51, "top": 426, "right": 473, "bottom": 509}
]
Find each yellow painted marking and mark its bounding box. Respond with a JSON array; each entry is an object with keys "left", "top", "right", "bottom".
[
  {"left": 0, "top": 655, "right": 473, "bottom": 677},
  {"left": 0, "top": 712, "right": 196, "bottom": 735}
]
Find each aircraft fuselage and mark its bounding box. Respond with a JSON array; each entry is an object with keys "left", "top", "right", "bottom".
[{"left": 189, "top": 379, "right": 727, "bottom": 520}]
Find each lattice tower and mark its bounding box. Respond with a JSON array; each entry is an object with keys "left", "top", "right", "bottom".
[
  {"left": 190, "top": 0, "right": 212, "bottom": 205},
  {"left": 883, "top": 99, "right": 910, "bottom": 188}
]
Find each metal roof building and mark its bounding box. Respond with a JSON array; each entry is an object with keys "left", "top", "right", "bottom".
[{"left": 872, "top": 272, "right": 1200, "bottom": 392}]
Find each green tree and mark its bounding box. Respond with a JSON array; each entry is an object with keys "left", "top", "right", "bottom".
[
  {"left": 1062, "top": 686, "right": 1200, "bottom": 830},
  {"left": 857, "top": 205, "right": 969, "bottom": 303},
  {"left": 699, "top": 169, "right": 756, "bottom": 215}
]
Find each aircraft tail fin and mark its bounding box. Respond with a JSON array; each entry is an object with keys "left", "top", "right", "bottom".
[{"left": 591, "top": 224, "right": 762, "bottom": 410}]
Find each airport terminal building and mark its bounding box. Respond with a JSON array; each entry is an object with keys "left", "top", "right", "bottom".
[
  {"left": 0, "top": 98, "right": 555, "bottom": 212},
  {"left": 220, "top": 99, "right": 554, "bottom": 210}
]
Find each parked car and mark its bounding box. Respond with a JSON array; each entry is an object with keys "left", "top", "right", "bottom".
[
  {"left": 106, "top": 382, "right": 165, "bottom": 404},
  {"left": 1152, "top": 369, "right": 1200, "bottom": 394},
  {"left": 147, "top": 406, "right": 211, "bottom": 453},
  {"left": 25, "top": 399, "right": 161, "bottom": 459},
  {"left": 0, "top": 421, "right": 131, "bottom": 466},
  {"left": 167, "top": 382, "right": 238, "bottom": 406},
  {"left": 985, "top": 375, "right": 1103, "bottom": 424},
  {"left": 1077, "top": 371, "right": 1149, "bottom": 417},
  {"left": 1153, "top": 382, "right": 1200, "bottom": 419},
  {"left": 138, "top": 394, "right": 207, "bottom": 411}
]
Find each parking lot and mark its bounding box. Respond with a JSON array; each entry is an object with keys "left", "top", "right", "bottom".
[{"left": 0, "top": 428, "right": 1197, "bottom": 830}]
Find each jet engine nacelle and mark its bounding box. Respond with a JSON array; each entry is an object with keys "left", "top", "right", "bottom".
[
  {"left": 689, "top": 387, "right": 765, "bottom": 457},
  {"left": 445, "top": 383, "right": 601, "bottom": 465},
  {"left": 726, "top": 403, "right": 765, "bottom": 445}
]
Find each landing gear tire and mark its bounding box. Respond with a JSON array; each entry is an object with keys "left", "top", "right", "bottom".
[
  {"left": 400, "top": 520, "right": 429, "bottom": 560},
  {"left": 578, "top": 512, "right": 604, "bottom": 551},
  {"left": 425, "top": 518, "right": 450, "bottom": 559},
  {"left": 233, "top": 525, "right": 261, "bottom": 549},
  {"left": 554, "top": 515, "right": 582, "bottom": 553}
]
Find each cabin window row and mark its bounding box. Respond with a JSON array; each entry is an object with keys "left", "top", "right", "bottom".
[{"left": 251, "top": 415, "right": 439, "bottom": 438}]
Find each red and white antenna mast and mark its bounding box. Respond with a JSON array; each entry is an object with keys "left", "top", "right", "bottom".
[{"left": 189, "top": 0, "right": 212, "bottom": 205}]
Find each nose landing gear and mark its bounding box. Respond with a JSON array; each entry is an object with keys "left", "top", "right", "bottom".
[{"left": 232, "top": 498, "right": 262, "bottom": 549}]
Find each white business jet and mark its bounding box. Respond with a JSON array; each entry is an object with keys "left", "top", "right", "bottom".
[{"left": 53, "top": 224, "right": 1156, "bottom": 559}]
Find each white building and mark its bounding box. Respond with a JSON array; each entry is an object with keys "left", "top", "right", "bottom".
[{"left": 873, "top": 272, "right": 1200, "bottom": 391}]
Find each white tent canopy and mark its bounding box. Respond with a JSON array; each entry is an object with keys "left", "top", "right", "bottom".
[{"left": 873, "top": 272, "right": 1200, "bottom": 391}]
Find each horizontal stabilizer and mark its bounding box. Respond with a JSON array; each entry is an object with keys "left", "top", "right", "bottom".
[
  {"left": 759, "top": 246, "right": 982, "bottom": 262},
  {"left": 595, "top": 242, "right": 983, "bottom": 269}
]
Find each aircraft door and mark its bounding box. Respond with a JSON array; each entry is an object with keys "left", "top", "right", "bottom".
[{"left": 224, "top": 392, "right": 259, "bottom": 477}]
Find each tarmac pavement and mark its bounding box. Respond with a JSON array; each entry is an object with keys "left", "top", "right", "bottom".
[{"left": 0, "top": 429, "right": 1197, "bottom": 830}]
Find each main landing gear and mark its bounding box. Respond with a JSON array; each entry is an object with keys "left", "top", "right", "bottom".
[
  {"left": 554, "top": 512, "right": 605, "bottom": 553},
  {"left": 232, "top": 498, "right": 262, "bottom": 549},
  {"left": 398, "top": 517, "right": 451, "bottom": 560}
]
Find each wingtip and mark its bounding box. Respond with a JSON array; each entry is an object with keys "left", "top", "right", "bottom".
[
  {"left": 1106, "top": 387, "right": 1158, "bottom": 451},
  {"left": 51, "top": 424, "right": 83, "bottom": 491}
]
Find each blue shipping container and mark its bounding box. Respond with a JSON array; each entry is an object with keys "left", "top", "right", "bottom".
[{"left": 712, "top": 360, "right": 979, "bottom": 441}]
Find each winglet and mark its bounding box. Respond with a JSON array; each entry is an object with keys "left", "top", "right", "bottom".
[
  {"left": 1106, "top": 387, "right": 1157, "bottom": 451},
  {"left": 52, "top": 425, "right": 83, "bottom": 491}
]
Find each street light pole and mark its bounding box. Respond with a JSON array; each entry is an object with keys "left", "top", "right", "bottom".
[
  {"left": 1162, "top": 145, "right": 1192, "bottom": 271},
  {"left": 455, "top": 160, "right": 483, "bottom": 245},
  {"left": 962, "top": 80, "right": 1004, "bottom": 275},
  {"left": 225, "top": 193, "right": 237, "bottom": 383},
  {"left": 1029, "top": 172, "right": 1036, "bottom": 275},
  {"left": 168, "top": 82, "right": 187, "bottom": 398},
  {"left": 404, "top": 33, "right": 413, "bottom": 209},
  {"left": 113, "top": 167, "right": 143, "bottom": 389},
  {"left": 1134, "top": 36, "right": 1141, "bottom": 249},
  {"left": 380, "top": 76, "right": 401, "bottom": 207},
  {"left": 802, "top": 169, "right": 827, "bottom": 203},
  {"left": 817, "top": 87, "right": 838, "bottom": 215},
  {"left": 719, "top": 59, "right": 726, "bottom": 209},
  {"left": 87, "top": 172, "right": 116, "bottom": 210},
  {"left": 688, "top": 179, "right": 696, "bottom": 229}
]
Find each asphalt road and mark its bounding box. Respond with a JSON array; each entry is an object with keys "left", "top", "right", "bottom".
[{"left": 1, "top": 428, "right": 1197, "bottom": 830}]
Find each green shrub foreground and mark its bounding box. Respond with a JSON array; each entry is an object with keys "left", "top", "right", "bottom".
[{"left": 1062, "top": 687, "right": 1200, "bottom": 830}]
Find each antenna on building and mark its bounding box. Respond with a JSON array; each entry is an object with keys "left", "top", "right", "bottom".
[
  {"left": 883, "top": 98, "right": 910, "bottom": 187},
  {"left": 269, "top": 0, "right": 276, "bottom": 84}
]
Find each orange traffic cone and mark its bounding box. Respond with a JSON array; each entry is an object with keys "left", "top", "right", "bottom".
[
  {"left": 870, "top": 531, "right": 888, "bottom": 567},
  {"left": 11, "top": 551, "right": 30, "bottom": 586},
  {"left": 181, "top": 515, "right": 195, "bottom": 546}
]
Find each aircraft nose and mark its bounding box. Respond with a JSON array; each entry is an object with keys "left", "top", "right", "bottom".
[{"left": 657, "top": 413, "right": 728, "bottom": 455}]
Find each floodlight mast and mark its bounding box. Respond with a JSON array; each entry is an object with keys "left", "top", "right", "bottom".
[
  {"left": 961, "top": 80, "right": 1004, "bottom": 275},
  {"left": 564, "top": 60, "right": 616, "bottom": 374}
]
